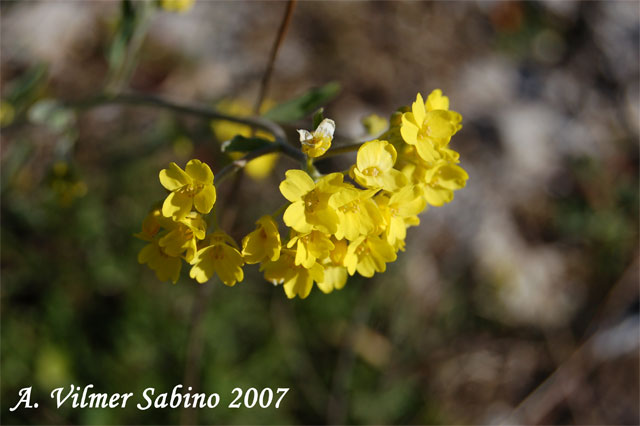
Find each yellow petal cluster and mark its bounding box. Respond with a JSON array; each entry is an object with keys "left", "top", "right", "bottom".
[
  {"left": 190, "top": 232, "right": 244, "bottom": 286},
  {"left": 257, "top": 89, "right": 468, "bottom": 299},
  {"left": 137, "top": 90, "right": 467, "bottom": 296},
  {"left": 241, "top": 215, "right": 281, "bottom": 264},
  {"left": 159, "top": 159, "right": 216, "bottom": 220},
  {"left": 135, "top": 207, "right": 207, "bottom": 283}
]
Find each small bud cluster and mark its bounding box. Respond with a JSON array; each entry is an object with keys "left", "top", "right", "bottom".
[{"left": 136, "top": 90, "right": 468, "bottom": 298}]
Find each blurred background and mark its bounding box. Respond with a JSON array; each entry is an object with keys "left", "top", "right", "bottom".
[{"left": 1, "top": 1, "right": 638, "bottom": 424}]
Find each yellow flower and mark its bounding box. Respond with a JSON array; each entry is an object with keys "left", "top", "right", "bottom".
[
  {"left": 159, "top": 159, "right": 216, "bottom": 220},
  {"left": 160, "top": 0, "right": 195, "bottom": 12},
  {"left": 421, "top": 160, "right": 469, "bottom": 207},
  {"left": 138, "top": 241, "right": 182, "bottom": 284},
  {"left": 287, "top": 230, "right": 335, "bottom": 268},
  {"left": 280, "top": 170, "right": 343, "bottom": 234},
  {"left": 211, "top": 99, "right": 278, "bottom": 180},
  {"left": 330, "top": 185, "right": 383, "bottom": 241},
  {"left": 316, "top": 238, "right": 348, "bottom": 294},
  {"left": 343, "top": 235, "right": 397, "bottom": 278},
  {"left": 158, "top": 212, "right": 207, "bottom": 262},
  {"left": 424, "top": 88, "right": 450, "bottom": 111},
  {"left": 350, "top": 140, "right": 406, "bottom": 191},
  {"left": 375, "top": 186, "right": 425, "bottom": 246},
  {"left": 400, "top": 91, "right": 462, "bottom": 163},
  {"left": 189, "top": 231, "right": 244, "bottom": 286},
  {"left": 297, "top": 118, "right": 335, "bottom": 158},
  {"left": 241, "top": 215, "right": 281, "bottom": 264},
  {"left": 261, "top": 249, "right": 324, "bottom": 299},
  {"left": 361, "top": 114, "right": 388, "bottom": 137},
  {"left": 134, "top": 208, "right": 175, "bottom": 241},
  {"left": 317, "top": 266, "right": 348, "bottom": 294}
]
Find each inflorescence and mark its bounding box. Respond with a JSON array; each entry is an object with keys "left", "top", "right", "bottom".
[{"left": 136, "top": 90, "right": 469, "bottom": 299}]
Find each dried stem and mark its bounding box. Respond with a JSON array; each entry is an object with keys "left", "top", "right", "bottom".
[{"left": 253, "top": 0, "right": 298, "bottom": 115}]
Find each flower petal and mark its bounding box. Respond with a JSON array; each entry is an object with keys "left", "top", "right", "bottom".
[
  {"left": 412, "top": 93, "right": 426, "bottom": 125},
  {"left": 162, "top": 191, "right": 192, "bottom": 220},
  {"left": 189, "top": 246, "right": 216, "bottom": 283},
  {"left": 279, "top": 170, "right": 315, "bottom": 202},
  {"left": 297, "top": 129, "right": 314, "bottom": 146},
  {"left": 400, "top": 116, "right": 419, "bottom": 146},
  {"left": 194, "top": 184, "right": 216, "bottom": 214},
  {"left": 185, "top": 159, "right": 214, "bottom": 184},
  {"left": 283, "top": 202, "right": 312, "bottom": 233},
  {"left": 425, "top": 89, "right": 449, "bottom": 111},
  {"left": 159, "top": 162, "right": 191, "bottom": 191},
  {"left": 138, "top": 243, "right": 158, "bottom": 264},
  {"left": 314, "top": 118, "right": 335, "bottom": 140}
]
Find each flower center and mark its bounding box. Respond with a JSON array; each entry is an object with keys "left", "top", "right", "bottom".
[
  {"left": 211, "top": 245, "right": 225, "bottom": 260},
  {"left": 179, "top": 183, "right": 204, "bottom": 197},
  {"left": 418, "top": 123, "right": 432, "bottom": 140},
  {"left": 304, "top": 190, "right": 321, "bottom": 211},
  {"left": 355, "top": 240, "right": 370, "bottom": 256},
  {"left": 340, "top": 201, "right": 360, "bottom": 213},
  {"left": 362, "top": 167, "right": 381, "bottom": 177}
]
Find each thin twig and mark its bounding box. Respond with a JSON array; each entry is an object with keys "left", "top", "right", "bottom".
[
  {"left": 69, "top": 92, "right": 290, "bottom": 145},
  {"left": 253, "top": 0, "right": 297, "bottom": 115},
  {"left": 503, "top": 254, "right": 639, "bottom": 424},
  {"left": 215, "top": 143, "right": 289, "bottom": 185},
  {"left": 67, "top": 91, "right": 306, "bottom": 166},
  {"left": 106, "top": 1, "right": 153, "bottom": 93}
]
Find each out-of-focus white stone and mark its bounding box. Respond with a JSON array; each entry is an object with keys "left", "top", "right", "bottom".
[
  {"left": 1, "top": 1, "right": 102, "bottom": 73},
  {"left": 474, "top": 208, "right": 580, "bottom": 327}
]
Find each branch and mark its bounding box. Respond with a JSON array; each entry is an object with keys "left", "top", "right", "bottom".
[
  {"left": 215, "top": 141, "right": 304, "bottom": 185},
  {"left": 69, "top": 92, "right": 290, "bottom": 145},
  {"left": 253, "top": 0, "right": 297, "bottom": 114}
]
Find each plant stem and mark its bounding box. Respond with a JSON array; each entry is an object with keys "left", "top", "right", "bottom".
[
  {"left": 70, "top": 92, "right": 291, "bottom": 145},
  {"left": 253, "top": 0, "right": 298, "bottom": 115},
  {"left": 106, "top": 1, "right": 153, "bottom": 93},
  {"left": 215, "top": 142, "right": 301, "bottom": 186}
]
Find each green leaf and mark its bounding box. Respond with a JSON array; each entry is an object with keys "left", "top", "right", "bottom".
[
  {"left": 312, "top": 108, "right": 324, "bottom": 131},
  {"left": 6, "top": 64, "right": 48, "bottom": 105},
  {"left": 263, "top": 82, "right": 340, "bottom": 123},
  {"left": 107, "top": 0, "right": 139, "bottom": 73},
  {"left": 221, "top": 135, "right": 273, "bottom": 153}
]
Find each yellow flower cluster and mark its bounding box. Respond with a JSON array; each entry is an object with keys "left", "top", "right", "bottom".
[
  {"left": 136, "top": 90, "right": 468, "bottom": 298},
  {"left": 136, "top": 159, "right": 245, "bottom": 286}
]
